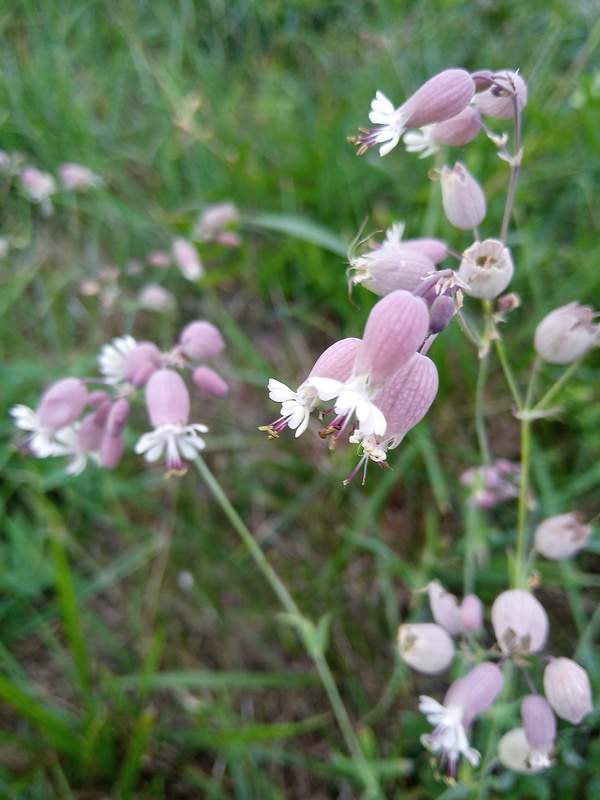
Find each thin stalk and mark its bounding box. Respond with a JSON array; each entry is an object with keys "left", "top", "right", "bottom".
[
  {"left": 500, "top": 98, "right": 522, "bottom": 243},
  {"left": 193, "top": 455, "right": 383, "bottom": 799},
  {"left": 475, "top": 350, "right": 492, "bottom": 467},
  {"left": 493, "top": 336, "right": 523, "bottom": 411},
  {"left": 513, "top": 415, "right": 532, "bottom": 589},
  {"left": 532, "top": 358, "right": 582, "bottom": 413}
]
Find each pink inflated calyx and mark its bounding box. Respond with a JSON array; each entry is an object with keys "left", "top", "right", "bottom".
[
  {"left": 38, "top": 377, "right": 89, "bottom": 431},
  {"left": 439, "top": 162, "right": 487, "bottom": 231},
  {"left": 491, "top": 589, "right": 549, "bottom": 657},
  {"left": 400, "top": 69, "right": 476, "bottom": 130},
  {"left": 145, "top": 369, "right": 190, "bottom": 428},
  {"left": 353, "top": 290, "right": 430, "bottom": 386},
  {"left": 192, "top": 366, "right": 229, "bottom": 397}
]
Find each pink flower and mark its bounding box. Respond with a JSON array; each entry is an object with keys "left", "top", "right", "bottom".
[
  {"left": 172, "top": 238, "right": 204, "bottom": 281},
  {"left": 58, "top": 162, "right": 102, "bottom": 191},
  {"left": 543, "top": 658, "right": 593, "bottom": 724},
  {"left": 134, "top": 369, "right": 208, "bottom": 473},
  {"left": 473, "top": 70, "right": 528, "bottom": 119},
  {"left": 403, "top": 106, "right": 482, "bottom": 158},
  {"left": 534, "top": 302, "right": 599, "bottom": 364},
  {"left": 534, "top": 513, "right": 593, "bottom": 560},
  {"left": 179, "top": 320, "right": 225, "bottom": 360},
  {"left": 419, "top": 662, "right": 504, "bottom": 775},
  {"left": 353, "top": 69, "right": 476, "bottom": 157},
  {"left": 398, "top": 623, "right": 455, "bottom": 674},
  {"left": 439, "top": 162, "right": 487, "bottom": 231},
  {"left": 491, "top": 590, "right": 549, "bottom": 657}
]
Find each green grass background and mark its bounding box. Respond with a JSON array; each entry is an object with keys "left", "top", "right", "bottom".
[{"left": 1, "top": 0, "right": 599, "bottom": 797}]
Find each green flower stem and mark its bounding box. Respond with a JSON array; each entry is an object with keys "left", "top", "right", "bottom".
[
  {"left": 193, "top": 455, "right": 383, "bottom": 799},
  {"left": 493, "top": 336, "right": 523, "bottom": 411},
  {"left": 513, "top": 415, "right": 532, "bottom": 589},
  {"left": 475, "top": 348, "right": 492, "bottom": 468},
  {"left": 532, "top": 357, "right": 582, "bottom": 413}
]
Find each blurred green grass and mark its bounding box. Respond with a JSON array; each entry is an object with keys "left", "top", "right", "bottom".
[{"left": 1, "top": 0, "right": 599, "bottom": 797}]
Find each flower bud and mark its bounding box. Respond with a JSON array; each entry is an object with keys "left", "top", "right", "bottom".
[
  {"left": 543, "top": 657, "right": 593, "bottom": 724},
  {"left": 100, "top": 432, "right": 124, "bottom": 469},
  {"left": 145, "top": 369, "right": 190, "bottom": 428},
  {"left": 404, "top": 106, "right": 482, "bottom": 158},
  {"left": 124, "top": 342, "right": 161, "bottom": 387},
  {"left": 397, "top": 622, "right": 455, "bottom": 674},
  {"left": 474, "top": 70, "right": 528, "bottom": 119},
  {"left": 439, "top": 163, "right": 487, "bottom": 231},
  {"left": 428, "top": 581, "right": 461, "bottom": 636},
  {"left": 38, "top": 378, "right": 89, "bottom": 430},
  {"left": 534, "top": 302, "right": 599, "bottom": 364},
  {"left": 460, "top": 594, "right": 483, "bottom": 633},
  {"left": 534, "top": 512, "right": 593, "bottom": 560},
  {"left": 429, "top": 294, "right": 457, "bottom": 334},
  {"left": 458, "top": 239, "right": 514, "bottom": 299},
  {"left": 76, "top": 412, "right": 106, "bottom": 452},
  {"left": 107, "top": 398, "right": 130, "bottom": 437},
  {"left": 401, "top": 237, "right": 449, "bottom": 264},
  {"left": 137, "top": 284, "right": 176, "bottom": 313},
  {"left": 179, "top": 320, "right": 225, "bottom": 360},
  {"left": 349, "top": 246, "right": 435, "bottom": 296},
  {"left": 172, "top": 238, "right": 204, "bottom": 281},
  {"left": 491, "top": 590, "right": 549, "bottom": 656},
  {"left": 192, "top": 366, "right": 229, "bottom": 397}
]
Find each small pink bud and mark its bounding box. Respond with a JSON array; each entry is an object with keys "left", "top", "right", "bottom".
[
  {"left": 192, "top": 366, "right": 229, "bottom": 397},
  {"left": 460, "top": 594, "right": 483, "bottom": 633},
  {"left": 172, "top": 238, "right": 204, "bottom": 281},
  {"left": 38, "top": 378, "right": 89, "bottom": 430},
  {"left": 439, "top": 162, "right": 487, "bottom": 231},
  {"left": 137, "top": 284, "right": 176, "bottom": 313},
  {"left": 147, "top": 250, "right": 171, "bottom": 267},
  {"left": 88, "top": 390, "right": 110, "bottom": 408},
  {"left": 497, "top": 292, "right": 521, "bottom": 314},
  {"left": 76, "top": 412, "right": 106, "bottom": 452},
  {"left": 491, "top": 590, "right": 549, "bottom": 656},
  {"left": 145, "top": 369, "right": 190, "bottom": 428},
  {"left": 107, "top": 398, "right": 130, "bottom": 437},
  {"left": 427, "top": 581, "right": 461, "bottom": 636},
  {"left": 353, "top": 290, "right": 429, "bottom": 385},
  {"left": 194, "top": 201, "right": 239, "bottom": 241},
  {"left": 124, "top": 342, "right": 162, "bottom": 387},
  {"left": 429, "top": 294, "right": 457, "bottom": 334},
  {"left": 534, "top": 512, "right": 593, "bottom": 560},
  {"left": 458, "top": 239, "right": 514, "bottom": 299},
  {"left": 179, "top": 320, "right": 225, "bottom": 360},
  {"left": 543, "top": 658, "right": 593, "bottom": 724},
  {"left": 400, "top": 69, "right": 476, "bottom": 130},
  {"left": 534, "top": 302, "right": 599, "bottom": 364},
  {"left": 474, "top": 70, "right": 528, "bottom": 119},
  {"left": 100, "top": 432, "right": 124, "bottom": 469},
  {"left": 521, "top": 695, "right": 556, "bottom": 756},
  {"left": 397, "top": 622, "right": 455, "bottom": 674}
]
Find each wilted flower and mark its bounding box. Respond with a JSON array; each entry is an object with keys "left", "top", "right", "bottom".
[
  {"left": 419, "top": 662, "right": 504, "bottom": 775},
  {"left": 543, "top": 657, "right": 593, "bottom": 724},
  {"left": 172, "top": 238, "right": 204, "bottom": 281},
  {"left": 491, "top": 589, "right": 549, "bottom": 657},
  {"left": 397, "top": 622, "right": 455, "bottom": 674},
  {"left": 352, "top": 69, "right": 476, "bottom": 157},
  {"left": 348, "top": 226, "right": 436, "bottom": 296},
  {"left": 458, "top": 239, "right": 514, "bottom": 299},
  {"left": 474, "top": 70, "right": 528, "bottom": 119},
  {"left": 404, "top": 106, "right": 482, "bottom": 158},
  {"left": 438, "top": 162, "right": 487, "bottom": 231},
  {"left": 534, "top": 302, "right": 599, "bottom": 364},
  {"left": 134, "top": 369, "right": 208, "bottom": 473},
  {"left": 58, "top": 162, "right": 103, "bottom": 191},
  {"left": 534, "top": 512, "right": 593, "bottom": 560}
]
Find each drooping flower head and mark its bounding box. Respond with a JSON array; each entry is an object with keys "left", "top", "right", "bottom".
[
  {"left": 351, "top": 69, "right": 476, "bottom": 157},
  {"left": 458, "top": 239, "right": 514, "bottom": 299},
  {"left": 438, "top": 162, "right": 487, "bottom": 231},
  {"left": 491, "top": 590, "right": 549, "bottom": 658},
  {"left": 534, "top": 302, "right": 599, "bottom": 365},
  {"left": 473, "top": 70, "right": 528, "bottom": 119},
  {"left": 534, "top": 513, "right": 593, "bottom": 560},
  {"left": 419, "top": 662, "right": 504, "bottom": 776}
]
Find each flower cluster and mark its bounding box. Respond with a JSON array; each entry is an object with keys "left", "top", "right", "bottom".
[
  {"left": 10, "top": 320, "right": 227, "bottom": 476},
  {"left": 263, "top": 289, "right": 440, "bottom": 483},
  {"left": 398, "top": 583, "right": 594, "bottom": 776}
]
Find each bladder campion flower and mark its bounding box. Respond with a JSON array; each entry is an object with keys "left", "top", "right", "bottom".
[{"left": 533, "top": 302, "right": 599, "bottom": 364}]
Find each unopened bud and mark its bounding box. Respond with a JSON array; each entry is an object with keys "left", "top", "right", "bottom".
[
  {"left": 192, "top": 366, "right": 229, "bottom": 397},
  {"left": 145, "top": 369, "right": 190, "bottom": 428},
  {"left": 172, "top": 238, "right": 204, "bottom": 281},
  {"left": 543, "top": 657, "right": 593, "bottom": 724},
  {"left": 124, "top": 342, "right": 161, "bottom": 387},
  {"left": 179, "top": 320, "right": 225, "bottom": 360},
  {"left": 439, "top": 162, "right": 487, "bottom": 231},
  {"left": 534, "top": 302, "right": 599, "bottom": 364}
]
